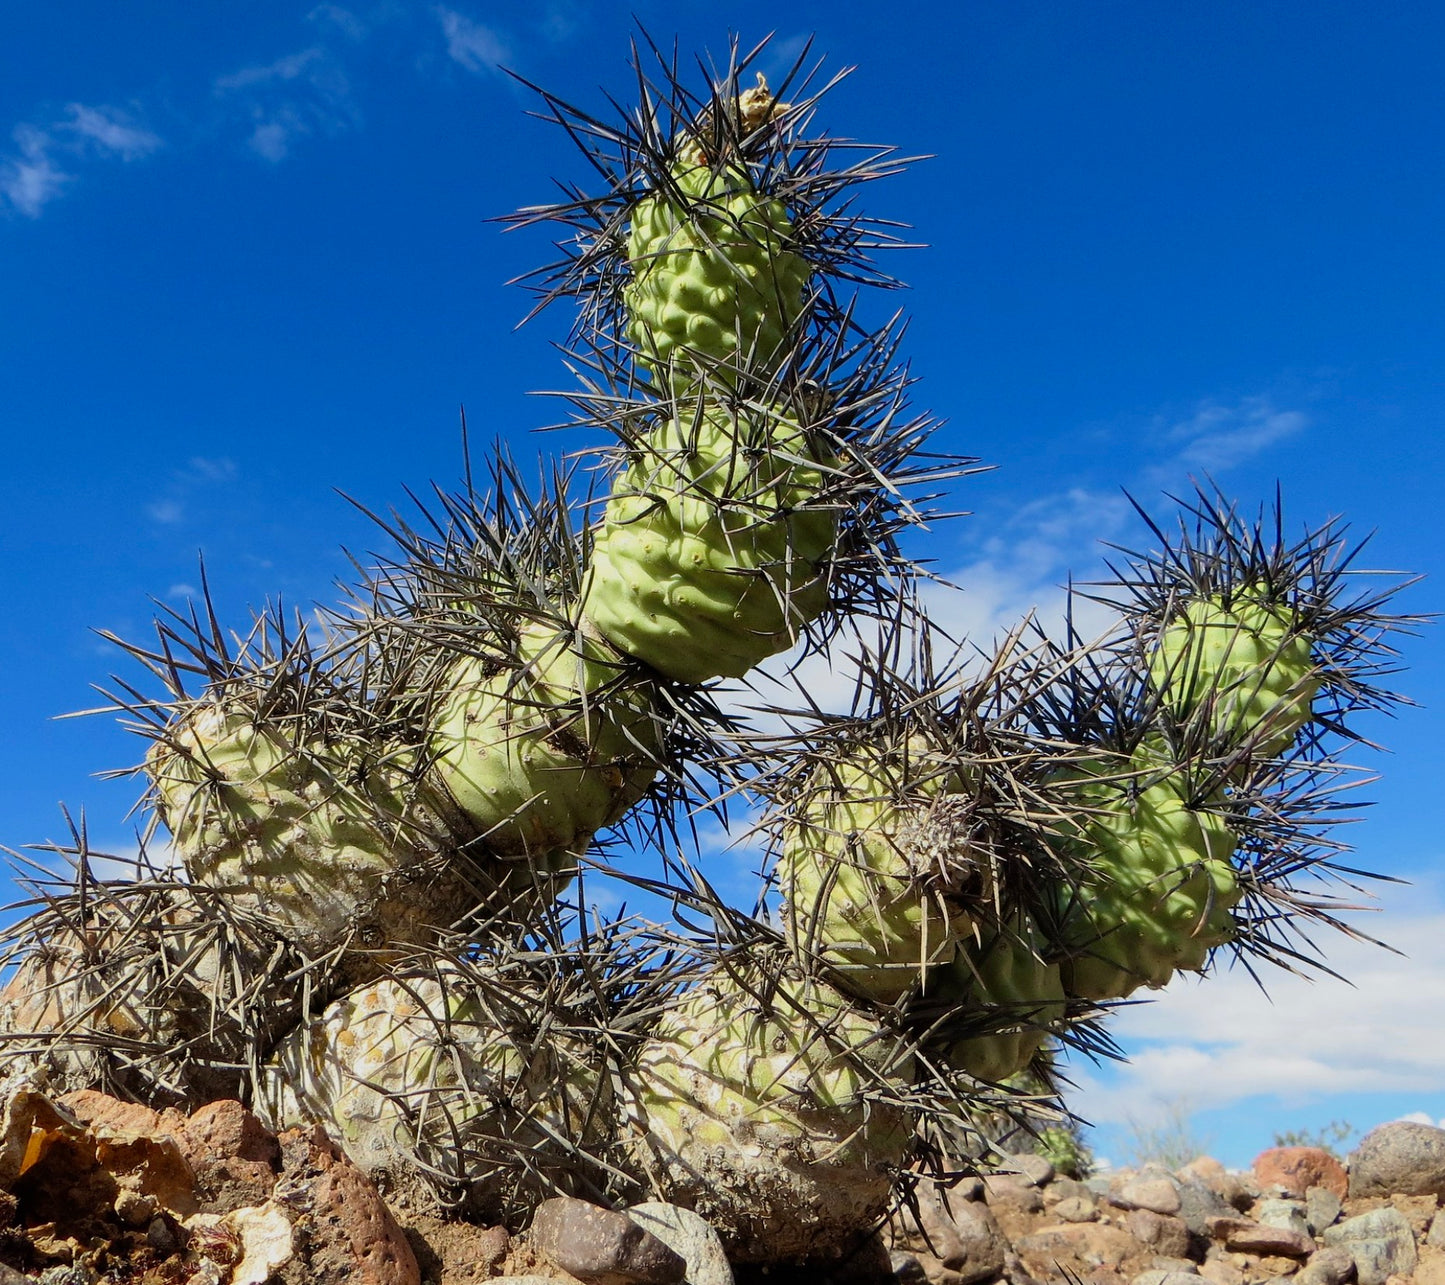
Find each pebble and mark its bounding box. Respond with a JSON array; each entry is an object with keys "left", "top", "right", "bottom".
[
  {"left": 627, "top": 1202, "right": 733, "bottom": 1285},
  {"left": 531, "top": 1196, "right": 686, "bottom": 1285},
  {"left": 1222, "top": 1222, "right": 1316, "bottom": 1257},
  {"left": 1054, "top": 1195, "right": 1099, "bottom": 1223}
]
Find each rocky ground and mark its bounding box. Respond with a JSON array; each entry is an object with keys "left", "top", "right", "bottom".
[{"left": 3, "top": 1079, "right": 1445, "bottom": 1285}]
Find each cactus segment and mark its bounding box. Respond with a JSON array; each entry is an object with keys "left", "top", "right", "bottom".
[
  {"left": 625, "top": 150, "right": 810, "bottom": 386},
  {"left": 1149, "top": 591, "right": 1319, "bottom": 754},
  {"left": 430, "top": 621, "right": 660, "bottom": 858},
  {"left": 1054, "top": 763, "right": 1240, "bottom": 1001},
  {"left": 780, "top": 750, "right": 979, "bottom": 1003},
  {"left": 625, "top": 969, "right": 915, "bottom": 1262},
  {"left": 924, "top": 917, "right": 1065, "bottom": 1084},
  {"left": 583, "top": 404, "right": 838, "bottom": 683},
  {"left": 258, "top": 969, "right": 610, "bottom": 1214},
  {"left": 149, "top": 704, "right": 486, "bottom": 958}
]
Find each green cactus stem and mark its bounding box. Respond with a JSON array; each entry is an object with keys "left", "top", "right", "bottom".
[
  {"left": 1149, "top": 588, "right": 1319, "bottom": 755},
  {"left": 582, "top": 402, "right": 838, "bottom": 684},
  {"left": 624, "top": 76, "right": 810, "bottom": 387},
  {"left": 780, "top": 745, "right": 980, "bottom": 1004},
  {"left": 922, "top": 915, "right": 1065, "bottom": 1083},
  {"left": 1052, "top": 757, "right": 1240, "bottom": 1001},
  {"left": 429, "top": 619, "right": 660, "bottom": 858},
  {"left": 148, "top": 700, "right": 499, "bottom": 961},
  {"left": 624, "top": 965, "right": 916, "bottom": 1263}
]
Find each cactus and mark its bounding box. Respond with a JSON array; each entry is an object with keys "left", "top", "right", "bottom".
[
  {"left": 1149, "top": 589, "right": 1318, "bottom": 754},
  {"left": 0, "top": 35, "right": 1422, "bottom": 1275},
  {"left": 257, "top": 962, "right": 612, "bottom": 1219},
  {"left": 582, "top": 401, "right": 839, "bottom": 683},
  {"left": 778, "top": 740, "right": 980, "bottom": 1003},
  {"left": 624, "top": 81, "right": 811, "bottom": 387},
  {"left": 430, "top": 618, "right": 661, "bottom": 856},
  {"left": 623, "top": 962, "right": 916, "bottom": 1262},
  {"left": 922, "top": 916, "right": 1066, "bottom": 1083}
]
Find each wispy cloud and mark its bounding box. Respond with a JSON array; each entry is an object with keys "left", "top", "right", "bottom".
[
  {"left": 437, "top": 7, "right": 509, "bottom": 74},
  {"left": 146, "top": 456, "right": 238, "bottom": 526},
  {"left": 307, "top": 3, "right": 368, "bottom": 41},
  {"left": 1157, "top": 396, "right": 1308, "bottom": 475},
  {"left": 214, "top": 46, "right": 358, "bottom": 162},
  {"left": 0, "top": 104, "right": 161, "bottom": 218}
]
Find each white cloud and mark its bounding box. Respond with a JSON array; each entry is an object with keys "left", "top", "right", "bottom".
[
  {"left": 1065, "top": 883, "right": 1445, "bottom": 1127},
  {"left": 308, "top": 3, "right": 368, "bottom": 41},
  {"left": 215, "top": 48, "right": 325, "bottom": 93},
  {"left": 1158, "top": 397, "right": 1308, "bottom": 474},
  {"left": 59, "top": 104, "right": 162, "bottom": 160},
  {"left": 437, "top": 8, "right": 509, "bottom": 73},
  {"left": 1, "top": 104, "right": 159, "bottom": 218},
  {"left": 215, "top": 47, "right": 357, "bottom": 162}
]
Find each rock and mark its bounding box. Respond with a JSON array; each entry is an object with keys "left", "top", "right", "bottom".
[
  {"left": 1015, "top": 1222, "right": 1143, "bottom": 1270},
  {"left": 1117, "top": 1175, "right": 1183, "bottom": 1217},
  {"left": 1349, "top": 1123, "right": 1445, "bottom": 1199},
  {"left": 1126, "top": 1210, "right": 1193, "bottom": 1259},
  {"left": 1429, "top": 1210, "right": 1445, "bottom": 1249},
  {"left": 1323, "top": 1207, "right": 1419, "bottom": 1285},
  {"left": 173, "top": 1100, "right": 281, "bottom": 1213},
  {"left": 984, "top": 1174, "right": 1045, "bottom": 1212},
  {"left": 1295, "top": 1246, "right": 1357, "bottom": 1285},
  {"left": 1253, "top": 1149, "right": 1349, "bottom": 1201},
  {"left": 1180, "top": 1159, "right": 1227, "bottom": 1186},
  {"left": 998, "top": 1153, "right": 1056, "bottom": 1187},
  {"left": 1003, "top": 1249, "right": 1043, "bottom": 1285},
  {"left": 531, "top": 1196, "right": 686, "bottom": 1285},
  {"left": 1197, "top": 1255, "right": 1244, "bottom": 1285},
  {"left": 1222, "top": 1223, "right": 1315, "bottom": 1257},
  {"left": 1176, "top": 1181, "right": 1237, "bottom": 1237},
  {"left": 1056, "top": 1196, "right": 1100, "bottom": 1223},
  {"left": 1306, "top": 1188, "right": 1343, "bottom": 1237},
  {"left": 1258, "top": 1200, "right": 1311, "bottom": 1237},
  {"left": 910, "top": 1189, "right": 1008, "bottom": 1284},
  {"left": 1047, "top": 1177, "right": 1091, "bottom": 1205},
  {"left": 890, "top": 1250, "right": 929, "bottom": 1284},
  {"left": 1131, "top": 1272, "right": 1200, "bottom": 1285},
  {"left": 627, "top": 1202, "right": 733, "bottom": 1285},
  {"left": 277, "top": 1127, "right": 420, "bottom": 1285}
]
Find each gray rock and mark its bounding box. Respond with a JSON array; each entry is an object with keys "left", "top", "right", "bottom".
[
  {"left": 1296, "top": 1246, "right": 1357, "bottom": 1285},
  {"left": 1126, "top": 1209, "right": 1193, "bottom": 1259},
  {"left": 1257, "top": 1199, "right": 1310, "bottom": 1237},
  {"left": 1048, "top": 1176, "right": 1090, "bottom": 1204},
  {"left": 1176, "top": 1180, "right": 1237, "bottom": 1237},
  {"left": 1305, "top": 1187, "right": 1343, "bottom": 1237},
  {"left": 983, "top": 1173, "right": 1045, "bottom": 1212},
  {"left": 1131, "top": 1272, "right": 1201, "bottom": 1285},
  {"left": 998, "top": 1151, "right": 1056, "bottom": 1187},
  {"left": 1348, "top": 1121, "right": 1445, "bottom": 1199},
  {"left": 1004, "top": 1249, "right": 1043, "bottom": 1285},
  {"left": 1117, "top": 1174, "right": 1183, "bottom": 1216},
  {"left": 627, "top": 1203, "right": 733, "bottom": 1285},
  {"left": 1086, "top": 1175, "right": 1114, "bottom": 1197},
  {"left": 1428, "top": 1209, "right": 1445, "bottom": 1249},
  {"left": 531, "top": 1196, "right": 686, "bottom": 1285},
  {"left": 935, "top": 1196, "right": 1010, "bottom": 1284},
  {"left": 1322, "top": 1207, "right": 1418, "bottom": 1285},
  {"left": 1054, "top": 1196, "right": 1099, "bottom": 1223}
]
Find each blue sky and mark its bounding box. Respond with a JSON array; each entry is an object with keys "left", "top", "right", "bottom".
[{"left": 3, "top": 2, "right": 1442, "bottom": 1168}]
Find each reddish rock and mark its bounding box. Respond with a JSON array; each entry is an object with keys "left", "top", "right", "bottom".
[
  {"left": 1016, "top": 1222, "right": 1143, "bottom": 1270},
  {"left": 176, "top": 1100, "right": 280, "bottom": 1212},
  {"left": 530, "top": 1195, "right": 685, "bottom": 1285},
  {"left": 278, "top": 1126, "right": 420, "bottom": 1285},
  {"left": 1223, "top": 1221, "right": 1316, "bottom": 1257},
  {"left": 1254, "top": 1147, "right": 1349, "bottom": 1200}
]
